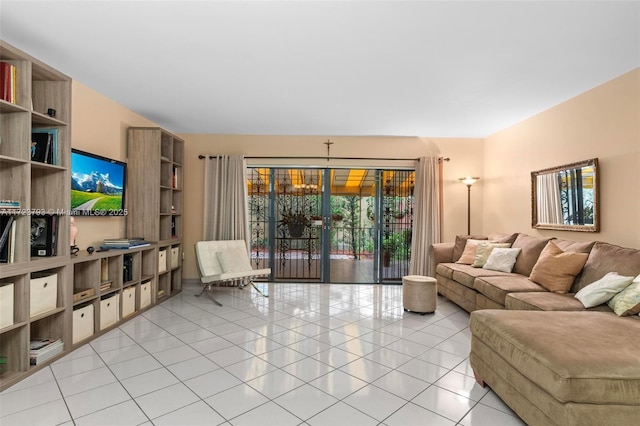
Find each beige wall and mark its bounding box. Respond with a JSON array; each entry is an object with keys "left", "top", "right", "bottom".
[
  {"left": 179, "top": 135, "right": 484, "bottom": 279},
  {"left": 71, "top": 68, "right": 639, "bottom": 282},
  {"left": 71, "top": 81, "right": 158, "bottom": 249},
  {"left": 483, "top": 68, "right": 640, "bottom": 248}
]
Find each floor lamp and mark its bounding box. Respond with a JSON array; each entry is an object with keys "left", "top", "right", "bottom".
[{"left": 459, "top": 177, "right": 480, "bottom": 235}]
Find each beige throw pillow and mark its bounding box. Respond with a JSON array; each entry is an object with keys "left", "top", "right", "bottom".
[
  {"left": 575, "top": 272, "right": 634, "bottom": 308},
  {"left": 607, "top": 274, "right": 640, "bottom": 315},
  {"left": 482, "top": 247, "right": 521, "bottom": 273},
  {"left": 529, "top": 241, "right": 589, "bottom": 293},
  {"left": 452, "top": 235, "right": 487, "bottom": 262},
  {"left": 472, "top": 242, "right": 512, "bottom": 268},
  {"left": 456, "top": 239, "right": 487, "bottom": 265}
]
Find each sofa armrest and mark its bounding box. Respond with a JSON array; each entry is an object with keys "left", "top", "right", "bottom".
[{"left": 432, "top": 242, "right": 455, "bottom": 265}]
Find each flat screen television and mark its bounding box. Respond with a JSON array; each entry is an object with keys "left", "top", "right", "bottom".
[{"left": 70, "top": 149, "right": 127, "bottom": 216}]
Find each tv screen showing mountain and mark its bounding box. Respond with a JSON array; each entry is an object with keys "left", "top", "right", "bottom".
[{"left": 71, "top": 149, "right": 127, "bottom": 216}]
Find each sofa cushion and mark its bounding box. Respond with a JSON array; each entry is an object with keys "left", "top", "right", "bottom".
[
  {"left": 452, "top": 235, "right": 487, "bottom": 262},
  {"left": 505, "top": 292, "right": 583, "bottom": 311},
  {"left": 470, "top": 310, "right": 640, "bottom": 405},
  {"left": 573, "top": 242, "right": 640, "bottom": 292},
  {"left": 442, "top": 263, "right": 512, "bottom": 289},
  {"left": 511, "top": 234, "right": 552, "bottom": 276},
  {"left": 575, "top": 272, "right": 635, "bottom": 308},
  {"left": 608, "top": 275, "right": 640, "bottom": 316},
  {"left": 551, "top": 238, "right": 595, "bottom": 254},
  {"left": 472, "top": 242, "right": 512, "bottom": 268},
  {"left": 487, "top": 232, "right": 519, "bottom": 245},
  {"left": 456, "top": 239, "right": 489, "bottom": 264},
  {"left": 474, "top": 276, "right": 546, "bottom": 306},
  {"left": 529, "top": 241, "right": 589, "bottom": 293}
]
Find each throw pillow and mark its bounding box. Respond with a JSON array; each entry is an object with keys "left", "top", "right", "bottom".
[
  {"left": 472, "top": 242, "right": 512, "bottom": 268},
  {"left": 529, "top": 241, "right": 590, "bottom": 293},
  {"left": 456, "top": 239, "right": 489, "bottom": 265},
  {"left": 607, "top": 274, "right": 640, "bottom": 316},
  {"left": 482, "top": 247, "right": 522, "bottom": 273},
  {"left": 216, "top": 249, "right": 252, "bottom": 273},
  {"left": 575, "top": 272, "right": 635, "bottom": 308},
  {"left": 452, "top": 235, "right": 487, "bottom": 262}
]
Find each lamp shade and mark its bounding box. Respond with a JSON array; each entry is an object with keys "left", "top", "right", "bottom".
[{"left": 459, "top": 176, "right": 480, "bottom": 186}]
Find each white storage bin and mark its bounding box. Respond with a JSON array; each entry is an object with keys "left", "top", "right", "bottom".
[
  {"left": 170, "top": 247, "right": 180, "bottom": 269},
  {"left": 30, "top": 273, "right": 57, "bottom": 318},
  {"left": 100, "top": 294, "right": 120, "bottom": 330},
  {"left": 0, "top": 283, "right": 14, "bottom": 329},
  {"left": 140, "top": 280, "right": 152, "bottom": 309},
  {"left": 158, "top": 249, "right": 167, "bottom": 273},
  {"left": 122, "top": 287, "right": 136, "bottom": 318},
  {"left": 73, "top": 304, "right": 94, "bottom": 344}
]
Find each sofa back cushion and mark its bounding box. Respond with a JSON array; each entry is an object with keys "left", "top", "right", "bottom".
[
  {"left": 511, "top": 234, "right": 552, "bottom": 276},
  {"left": 487, "top": 232, "right": 519, "bottom": 245},
  {"left": 551, "top": 239, "right": 595, "bottom": 254},
  {"left": 452, "top": 235, "right": 487, "bottom": 262},
  {"left": 573, "top": 242, "right": 640, "bottom": 292},
  {"left": 529, "top": 241, "right": 589, "bottom": 293}
]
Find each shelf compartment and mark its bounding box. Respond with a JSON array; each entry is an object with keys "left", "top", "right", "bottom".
[
  {"left": 73, "top": 260, "right": 98, "bottom": 303},
  {"left": 0, "top": 161, "right": 28, "bottom": 212},
  {"left": 0, "top": 110, "right": 30, "bottom": 160},
  {"left": 29, "top": 310, "right": 65, "bottom": 361},
  {"left": 0, "top": 325, "right": 29, "bottom": 381}
]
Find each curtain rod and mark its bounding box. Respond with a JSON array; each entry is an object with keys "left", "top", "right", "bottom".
[{"left": 198, "top": 155, "right": 451, "bottom": 162}]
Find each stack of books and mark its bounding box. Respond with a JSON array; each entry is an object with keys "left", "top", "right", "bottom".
[
  {"left": 30, "top": 338, "right": 63, "bottom": 365},
  {"left": 101, "top": 238, "right": 150, "bottom": 250}
]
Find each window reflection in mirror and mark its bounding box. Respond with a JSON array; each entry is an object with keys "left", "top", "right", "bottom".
[{"left": 531, "top": 158, "right": 599, "bottom": 232}]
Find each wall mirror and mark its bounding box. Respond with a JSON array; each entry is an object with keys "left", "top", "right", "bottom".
[{"left": 531, "top": 158, "right": 599, "bottom": 232}]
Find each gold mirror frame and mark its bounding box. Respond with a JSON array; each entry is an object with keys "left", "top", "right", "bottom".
[{"left": 531, "top": 158, "right": 599, "bottom": 232}]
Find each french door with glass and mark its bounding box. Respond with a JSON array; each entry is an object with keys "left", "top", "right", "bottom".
[{"left": 247, "top": 167, "right": 414, "bottom": 283}]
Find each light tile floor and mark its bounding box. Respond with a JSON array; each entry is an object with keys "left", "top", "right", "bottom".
[{"left": 0, "top": 283, "right": 526, "bottom": 426}]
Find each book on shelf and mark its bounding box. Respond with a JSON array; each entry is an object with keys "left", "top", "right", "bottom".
[
  {"left": 172, "top": 166, "right": 178, "bottom": 189},
  {"left": 31, "top": 132, "right": 52, "bottom": 164},
  {"left": 30, "top": 214, "right": 58, "bottom": 257},
  {"left": 101, "top": 258, "right": 109, "bottom": 281},
  {"left": 0, "top": 61, "right": 17, "bottom": 104},
  {"left": 102, "top": 237, "right": 150, "bottom": 249},
  {"left": 100, "top": 242, "right": 150, "bottom": 250},
  {"left": 123, "top": 254, "right": 133, "bottom": 282},
  {"left": 29, "top": 338, "right": 63, "bottom": 365},
  {"left": 32, "top": 128, "right": 59, "bottom": 165},
  {"left": 0, "top": 215, "right": 16, "bottom": 264}
]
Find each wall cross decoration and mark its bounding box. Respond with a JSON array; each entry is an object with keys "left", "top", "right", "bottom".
[{"left": 324, "top": 139, "right": 333, "bottom": 161}]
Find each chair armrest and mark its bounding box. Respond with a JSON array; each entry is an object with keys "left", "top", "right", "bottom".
[{"left": 431, "top": 242, "right": 455, "bottom": 265}]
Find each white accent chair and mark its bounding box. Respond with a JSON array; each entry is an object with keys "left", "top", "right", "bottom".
[{"left": 195, "top": 240, "right": 270, "bottom": 306}]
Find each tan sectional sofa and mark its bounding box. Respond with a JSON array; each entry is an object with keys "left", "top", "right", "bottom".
[{"left": 432, "top": 233, "right": 640, "bottom": 426}]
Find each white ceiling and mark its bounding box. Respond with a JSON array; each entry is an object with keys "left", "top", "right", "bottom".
[{"left": 1, "top": 1, "right": 638, "bottom": 137}]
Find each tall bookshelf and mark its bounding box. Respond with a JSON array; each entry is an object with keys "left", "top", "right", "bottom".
[
  {"left": 127, "top": 127, "right": 184, "bottom": 301},
  {"left": 0, "top": 42, "right": 181, "bottom": 392},
  {"left": 0, "top": 40, "right": 71, "bottom": 390}
]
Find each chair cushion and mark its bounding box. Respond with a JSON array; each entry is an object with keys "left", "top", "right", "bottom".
[{"left": 217, "top": 248, "right": 252, "bottom": 273}]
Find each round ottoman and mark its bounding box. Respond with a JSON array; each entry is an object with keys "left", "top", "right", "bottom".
[{"left": 402, "top": 275, "right": 437, "bottom": 314}]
